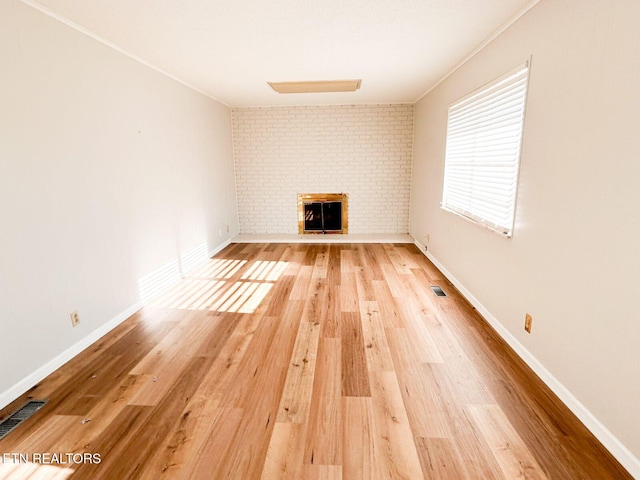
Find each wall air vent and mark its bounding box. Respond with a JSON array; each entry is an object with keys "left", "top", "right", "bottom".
[{"left": 0, "top": 400, "right": 48, "bottom": 440}]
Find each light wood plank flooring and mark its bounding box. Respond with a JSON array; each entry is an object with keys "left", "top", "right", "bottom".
[{"left": 0, "top": 243, "right": 632, "bottom": 479}]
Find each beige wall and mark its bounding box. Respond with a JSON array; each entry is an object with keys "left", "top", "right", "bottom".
[
  {"left": 0, "top": 0, "right": 238, "bottom": 404},
  {"left": 410, "top": 0, "right": 640, "bottom": 471}
]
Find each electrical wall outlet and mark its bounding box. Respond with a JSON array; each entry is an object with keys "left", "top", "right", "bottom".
[
  {"left": 70, "top": 310, "right": 80, "bottom": 327},
  {"left": 524, "top": 313, "right": 533, "bottom": 333},
  {"left": 226, "top": 224, "right": 230, "bottom": 233}
]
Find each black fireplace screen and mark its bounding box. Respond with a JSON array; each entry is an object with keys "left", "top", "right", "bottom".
[{"left": 304, "top": 201, "right": 342, "bottom": 233}]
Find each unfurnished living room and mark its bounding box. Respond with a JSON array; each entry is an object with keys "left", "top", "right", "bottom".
[{"left": 1, "top": 0, "right": 639, "bottom": 478}]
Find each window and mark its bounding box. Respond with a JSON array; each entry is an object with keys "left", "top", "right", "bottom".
[{"left": 441, "top": 61, "right": 530, "bottom": 237}]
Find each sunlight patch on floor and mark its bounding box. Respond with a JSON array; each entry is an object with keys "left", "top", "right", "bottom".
[
  {"left": 146, "top": 258, "right": 287, "bottom": 314},
  {"left": 0, "top": 462, "right": 74, "bottom": 479}
]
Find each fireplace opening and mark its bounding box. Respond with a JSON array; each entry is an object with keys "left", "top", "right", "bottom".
[
  {"left": 304, "top": 201, "right": 342, "bottom": 232},
  {"left": 298, "top": 193, "right": 348, "bottom": 234}
]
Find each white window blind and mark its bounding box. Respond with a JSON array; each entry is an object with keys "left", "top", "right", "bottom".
[{"left": 441, "top": 62, "right": 529, "bottom": 237}]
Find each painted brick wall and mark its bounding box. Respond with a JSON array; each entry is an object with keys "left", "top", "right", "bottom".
[{"left": 232, "top": 104, "right": 414, "bottom": 234}]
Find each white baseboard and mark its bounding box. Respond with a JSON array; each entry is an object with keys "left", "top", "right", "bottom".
[
  {"left": 0, "top": 301, "right": 142, "bottom": 411},
  {"left": 413, "top": 238, "right": 640, "bottom": 478},
  {"left": 208, "top": 238, "right": 232, "bottom": 258}
]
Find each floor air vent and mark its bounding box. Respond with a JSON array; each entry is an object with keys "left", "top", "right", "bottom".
[
  {"left": 430, "top": 286, "right": 447, "bottom": 297},
  {"left": 0, "top": 400, "right": 47, "bottom": 440}
]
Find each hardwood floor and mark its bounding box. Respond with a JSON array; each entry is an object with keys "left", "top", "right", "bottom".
[{"left": 0, "top": 243, "right": 632, "bottom": 479}]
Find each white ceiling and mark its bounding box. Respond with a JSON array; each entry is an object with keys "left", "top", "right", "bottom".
[{"left": 26, "top": 0, "right": 537, "bottom": 107}]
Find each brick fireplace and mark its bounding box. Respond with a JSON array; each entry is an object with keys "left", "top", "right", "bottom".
[{"left": 232, "top": 104, "right": 413, "bottom": 234}]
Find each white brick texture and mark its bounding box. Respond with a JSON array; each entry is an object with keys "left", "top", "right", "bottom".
[{"left": 232, "top": 104, "right": 414, "bottom": 234}]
